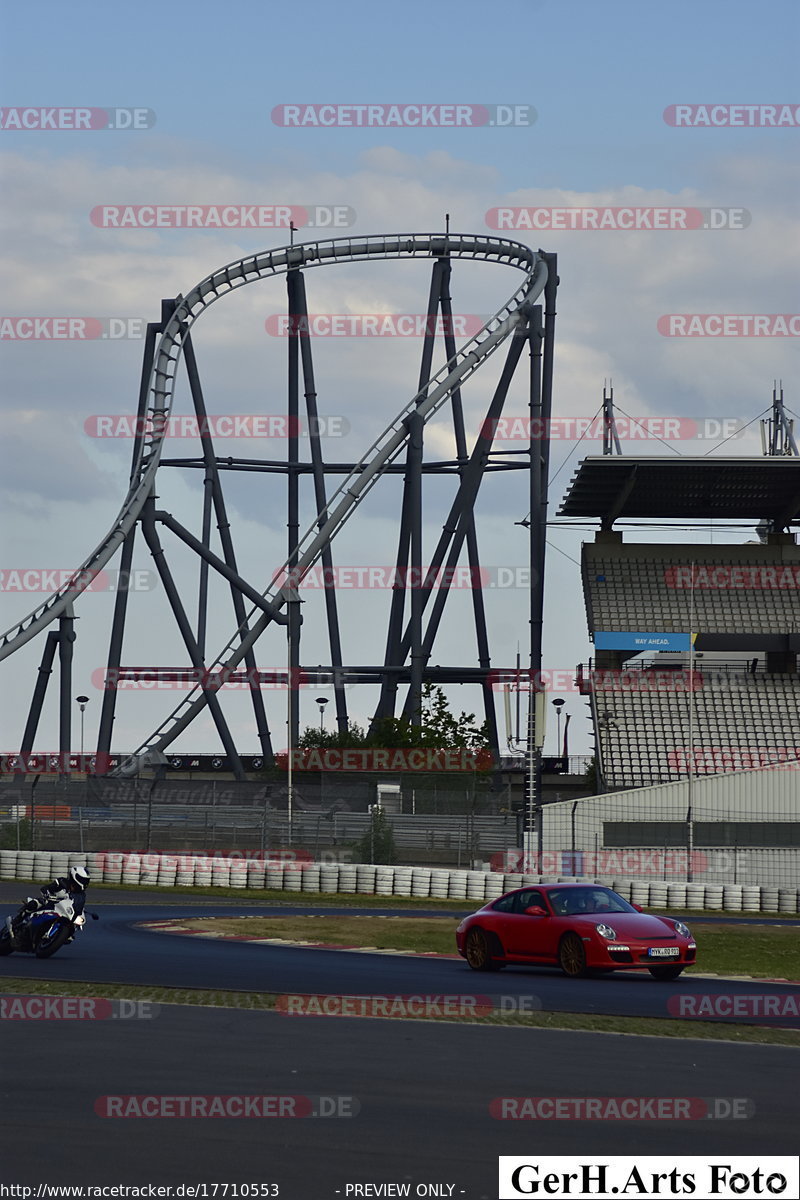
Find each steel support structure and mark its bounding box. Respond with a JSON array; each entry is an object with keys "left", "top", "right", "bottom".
[{"left": 5, "top": 237, "right": 557, "bottom": 777}]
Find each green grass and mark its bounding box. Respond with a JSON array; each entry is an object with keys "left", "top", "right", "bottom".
[
  {"left": 175, "top": 914, "right": 461, "bottom": 952},
  {"left": 1, "top": 976, "right": 798, "bottom": 1048},
  {"left": 164, "top": 913, "right": 800, "bottom": 980},
  {"left": 680, "top": 922, "right": 800, "bottom": 979}
]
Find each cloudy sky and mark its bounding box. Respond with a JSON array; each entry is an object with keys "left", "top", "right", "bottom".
[{"left": 1, "top": 0, "right": 798, "bottom": 762}]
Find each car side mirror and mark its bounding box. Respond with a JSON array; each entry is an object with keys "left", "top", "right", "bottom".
[
  {"left": 525, "top": 906, "right": 548, "bottom": 917},
  {"left": 632, "top": 903, "right": 644, "bottom": 913}
]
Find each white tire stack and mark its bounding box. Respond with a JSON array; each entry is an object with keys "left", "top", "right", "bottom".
[
  {"left": 157, "top": 854, "right": 178, "bottom": 888},
  {"left": 355, "top": 865, "right": 376, "bottom": 894},
  {"left": 52, "top": 852, "right": 71, "bottom": 878},
  {"left": 15, "top": 851, "right": 35, "bottom": 881},
  {"left": 265, "top": 862, "right": 285, "bottom": 890},
  {"left": 722, "top": 884, "right": 743, "bottom": 912},
  {"left": 283, "top": 865, "right": 303, "bottom": 891},
  {"left": 301, "top": 865, "right": 322, "bottom": 893},
  {"left": 484, "top": 874, "right": 506, "bottom": 901},
  {"left": 246, "top": 860, "right": 267, "bottom": 890},
  {"left": 0, "top": 850, "right": 18, "bottom": 880},
  {"left": 375, "top": 866, "right": 395, "bottom": 896},
  {"left": 447, "top": 869, "right": 468, "bottom": 900},
  {"left": 139, "top": 855, "right": 160, "bottom": 886},
  {"left": 175, "top": 857, "right": 196, "bottom": 887},
  {"left": 466, "top": 872, "right": 487, "bottom": 903},
  {"left": 392, "top": 866, "right": 413, "bottom": 897},
  {"left": 194, "top": 860, "right": 213, "bottom": 887},
  {"left": 101, "top": 854, "right": 124, "bottom": 885},
  {"left": 319, "top": 865, "right": 340, "bottom": 894},
  {"left": 430, "top": 870, "right": 450, "bottom": 900},
  {"left": 338, "top": 864, "right": 358, "bottom": 893},
  {"left": 411, "top": 868, "right": 432, "bottom": 898},
  {"left": 228, "top": 860, "right": 248, "bottom": 889},
  {"left": 121, "top": 854, "right": 141, "bottom": 887},
  {"left": 211, "top": 859, "right": 231, "bottom": 888},
  {"left": 32, "top": 851, "right": 53, "bottom": 882}
]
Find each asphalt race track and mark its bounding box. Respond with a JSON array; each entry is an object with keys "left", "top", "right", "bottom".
[
  {"left": 2, "top": 889, "right": 799, "bottom": 1194},
  {"left": 1, "top": 894, "right": 798, "bottom": 1027},
  {"left": 2, "top": 1006, "right": 799, "bottom": 1197}
]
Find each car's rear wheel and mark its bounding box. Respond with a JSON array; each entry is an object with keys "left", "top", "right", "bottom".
[
  {"left": 648, "top": 964, "right": 685, "bottom": 981},
  {"left": 559, "top": 933, "right": 588, "bottom": 978},
  {"left": 464, "top": 928, "right": 502, "bottom": 972}
]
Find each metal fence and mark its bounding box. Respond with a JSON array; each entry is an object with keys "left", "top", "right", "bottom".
[
  {"left": 2, "top": 763, "right": 797, "bottom": 886},
  {"left": 518, "top": 765, "right": 800, "bottom": 889}
]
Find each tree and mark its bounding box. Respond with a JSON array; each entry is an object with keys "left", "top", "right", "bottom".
[
  {"left": 298, "top": 685, "right": 491, "bottom": 759},
  {"left": 297, "top": 720, "right": 367, "bottom": 750},
  {"left": 354, "top": 805, "right": 397, "bottom": 864}
]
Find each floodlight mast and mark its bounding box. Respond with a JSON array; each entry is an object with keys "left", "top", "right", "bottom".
[
  {"left": 762, "top": 381, "right": 798, "bottom": 458},
  {"left": 525, "top": 254, "right": 558, "bottom": 870}
]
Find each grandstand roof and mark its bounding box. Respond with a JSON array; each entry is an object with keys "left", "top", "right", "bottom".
[{"left": 558, "top": 457, "right": 800, "bottom": 527}]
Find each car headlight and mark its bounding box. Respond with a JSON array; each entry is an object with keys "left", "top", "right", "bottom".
[
  {"left": 596, "top": 923, "right": 617, "bottom": 940},
  {"left": 674, "top": 921, "right": 691, "bottom": 938}
]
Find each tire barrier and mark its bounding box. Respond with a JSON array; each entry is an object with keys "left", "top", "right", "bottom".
[{"left": 0, "top": 849, "right": 797, "bottom": 913}]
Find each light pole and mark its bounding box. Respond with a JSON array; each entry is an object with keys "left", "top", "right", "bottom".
[
  {"left": 315, "top": 696, "right": 329, "bottom": 815},
  {"left": 75, "top": 695, "right": 89, "bottom": 767},
  {"left": 551, "top": 697, "right": 565, "bottom": 758}
]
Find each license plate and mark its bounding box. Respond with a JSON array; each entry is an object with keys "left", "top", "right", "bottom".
[{"left": 648, "top": 946, "right": 680, "bottom": 958}]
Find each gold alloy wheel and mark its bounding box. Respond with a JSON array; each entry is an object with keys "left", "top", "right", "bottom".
[
  {"left": 559, "top": 933, "right": 588, "bottom": 978},
  {"left": 465, "top": 928, "right": 491, "bottom": 970}
]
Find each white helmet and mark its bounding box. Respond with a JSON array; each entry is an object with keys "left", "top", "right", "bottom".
[{"left": 69, "top": 866, "right": 90, "bottom": 891}]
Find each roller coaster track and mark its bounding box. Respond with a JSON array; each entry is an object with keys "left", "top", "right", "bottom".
[{"left": 0, "top": 233, "right": 549, "bottom": 767}]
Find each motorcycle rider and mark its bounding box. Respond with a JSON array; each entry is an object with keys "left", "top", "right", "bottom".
[{"left": 7, "top": 865, "right": 90, "bottom": 940}]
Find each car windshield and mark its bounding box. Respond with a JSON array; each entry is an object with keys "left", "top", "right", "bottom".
[{"left": 547, "top": 887, "right": 635, "bottom": 916}]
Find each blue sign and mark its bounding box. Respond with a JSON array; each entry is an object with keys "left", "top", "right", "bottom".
[{"left": 594, "top": 631, "right": 693, "bottom": 651}]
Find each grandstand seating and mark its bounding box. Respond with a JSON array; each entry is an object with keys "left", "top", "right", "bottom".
[
  {"left": 591, "top": 667, "right": 800, "bottom": 789},
  {"left": 583, "top": 542, "right": 800, "bottom": 635}
]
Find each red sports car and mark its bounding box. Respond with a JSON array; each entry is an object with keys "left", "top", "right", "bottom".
[{"left": 455, "top": 883, "right": 696, "bottom": 980}]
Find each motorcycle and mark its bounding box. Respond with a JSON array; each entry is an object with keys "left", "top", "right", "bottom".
[{"left": 0, "top": 892, "right": 99, "bottom": 958}]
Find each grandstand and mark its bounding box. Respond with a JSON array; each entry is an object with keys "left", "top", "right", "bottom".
[
  {"left": 583, "top": 541, "right": 800, "bottom": 637},
  {"left": 578, "top": 660, "right": 800, "bottom": 790},
  {"left": 559, "top": 457, "right": 800, "bottom": 792}
]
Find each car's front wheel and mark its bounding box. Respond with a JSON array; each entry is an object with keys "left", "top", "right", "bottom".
[
  {"left": 558, "top": 933, "right": 588, "bottom": 978},
  {"left": 464, "top": 927, "right": 502, "bottom": 972},
  {"left": 648, "top": 964, "right": 685, "bottom": 981}
]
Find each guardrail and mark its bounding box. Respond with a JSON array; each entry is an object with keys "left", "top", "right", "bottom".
[{"left": 1, "top": 849, "right": 798, "bottom": 913}]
